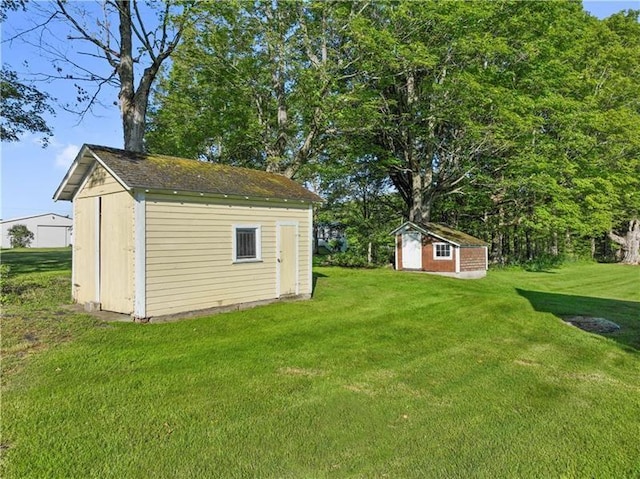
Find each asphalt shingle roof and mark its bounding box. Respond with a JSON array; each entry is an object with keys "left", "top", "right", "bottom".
[
  {"left": 92, "top": 145, "right": 322, "bottom": 202},
  {"left": 420, "top": 222, "right": 487, "bottom": 247},
  {"left": 392, "top": 221, "right": 487, "bottom": 246},
  {"left": 55, "top": 144, "right": 322, "bottom": 203}
]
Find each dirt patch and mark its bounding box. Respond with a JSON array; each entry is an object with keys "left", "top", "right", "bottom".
[
  {"left": 563, "top": 315, "right": 621, "bottom": 334},
  {"left": 279, "top": 367, "right": 324, "bottom": 377}
]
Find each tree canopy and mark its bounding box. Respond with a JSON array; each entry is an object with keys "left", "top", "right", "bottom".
[{"left": 146, "top": 1, "right": 638, "bottom": 265}]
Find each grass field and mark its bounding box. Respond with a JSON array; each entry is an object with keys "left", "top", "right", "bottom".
[{"left": 1, "top": 249, "right": 639, "bottom": 478}]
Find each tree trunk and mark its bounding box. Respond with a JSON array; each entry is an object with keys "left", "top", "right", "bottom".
[
  {"left": 116, "top": 1, "right": 139, "bottom": 151},
  {"left": 609, "top": 218, "right": 640, "bottom": 265},
  {"left": 122, "top": 96, "right": 147, "bottom": 152},
  {"left": 115, "top": 0, "right": 181, "bottom": 152}
]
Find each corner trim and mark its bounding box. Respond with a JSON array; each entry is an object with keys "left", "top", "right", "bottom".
[
  {"left": 308, "top": 205, "right": 313, "bottom": 295},
  {"left": 134, "top": 191, "right": 146, "bottom": 319}
]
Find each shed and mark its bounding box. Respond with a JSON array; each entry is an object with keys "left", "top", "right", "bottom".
[
  {"left": 53, "top": 144, "right": 322, "bottom": 320},
  {"left": 391, "top": 221, "right": 488, "bottom": 278},
  {"left": 1, "top": 213, "right": 73, "bottom": 248}
]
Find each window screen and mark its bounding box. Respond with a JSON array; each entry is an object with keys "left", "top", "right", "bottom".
[{"left": 236, "top": 228, "right": 257, "bottom": 259}]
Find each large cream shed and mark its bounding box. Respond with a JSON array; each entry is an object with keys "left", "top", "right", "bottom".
[{"left": 54, "top": 144, "right": 322, "bottom": 320}]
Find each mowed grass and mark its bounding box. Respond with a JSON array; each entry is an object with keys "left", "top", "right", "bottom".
[{"left": 2, "top": 250, "right": 639, "bottom": 478}]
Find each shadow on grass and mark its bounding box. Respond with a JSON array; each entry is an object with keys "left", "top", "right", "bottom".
[
  {"left": 517, "top": 288, "right": 640, "bottom": 352},
  {"left": 1, "top": 248, "right": 72, "bottom": 275},
  {"left": 312, "top": 272, "right": 328, "bottom": 296}
]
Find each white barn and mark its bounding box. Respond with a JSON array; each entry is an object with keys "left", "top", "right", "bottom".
[{"left": 1, "top": 213, "right": 73, "bottom": 248}]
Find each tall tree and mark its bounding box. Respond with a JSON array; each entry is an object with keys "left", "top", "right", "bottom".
[
  {"left": 344, "top": 1, "right": 597, "bottom": 225},
  {"left": 147, "top": 0, "right": 354, "bottom": 177},
  {"left": 7, "top": 0, "right": 191, "bottom": 151}
]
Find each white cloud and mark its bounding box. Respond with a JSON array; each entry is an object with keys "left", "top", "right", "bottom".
[{"left": 55, "top": 144, "right": 80, "bottom": 169}]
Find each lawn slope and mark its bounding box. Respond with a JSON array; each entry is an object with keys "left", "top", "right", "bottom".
[{"left": 2, "top": 251, "right": 639, "bottom": 478}]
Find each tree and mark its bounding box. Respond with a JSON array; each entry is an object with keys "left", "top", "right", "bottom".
[
  {"left": 0, "top": 67, "right": 54, "bottom": 145},
  {"left": 7, "top": 224, "right": 34, "bottom": 248},
  {"left": 144, "top": 1, "right": 639, "bottom": 266},
  {"left": 344, "top": 1, "right": 597, "bottom": 226},
  {"left": 1, "top": 0, "right": 54, "bottom": 145},
  {"left": 147, "top": 0, "right": 354, "bottom": 176},
  {"left": 8, "top": 0, "right": 192, "bottom": 151}
]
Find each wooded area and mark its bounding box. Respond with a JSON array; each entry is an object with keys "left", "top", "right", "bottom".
[
  {"left": 4, "top": 1, "right": 639, "bottom": 266},
  {"left": 146, "top": 1, "right": 639, "bottom": 266}
]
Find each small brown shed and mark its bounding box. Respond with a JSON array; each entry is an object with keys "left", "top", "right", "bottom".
[
  {"left": 391, "top": 221, "right": 488, "bottom": 278},
  {"left": 53, "top": 144, "right": 322, "bottom": 320}
]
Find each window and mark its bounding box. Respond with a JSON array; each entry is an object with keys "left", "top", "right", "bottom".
[
  {"left": 233, "top": 225, "right": 261, "bottom": 262},
  {"left": 434, "top": 242, "right": 452, "bottom": 260}
]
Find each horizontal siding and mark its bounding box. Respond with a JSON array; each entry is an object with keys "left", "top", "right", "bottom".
[{"left": 145, "top": 195, "right": 311, "bottom": 317}]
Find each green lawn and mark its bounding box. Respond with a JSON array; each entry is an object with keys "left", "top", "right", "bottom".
[{"left": 2, "top": 250, "right": 639, "bottom": 478}]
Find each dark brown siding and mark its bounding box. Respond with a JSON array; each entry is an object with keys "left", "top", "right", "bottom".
[
  {"left": 422, "top": 236, "right": 456, "bottom": 273},
  {"left": 396, "top": 235, "right": 403, "bottom": 269},
  {"left": 460, "top": 247, "right": 486, "bottom": 272}
]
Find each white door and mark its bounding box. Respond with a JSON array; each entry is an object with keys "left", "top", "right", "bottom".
[{"left": 402, "top": 232, "right": 422, "bottom": 269}]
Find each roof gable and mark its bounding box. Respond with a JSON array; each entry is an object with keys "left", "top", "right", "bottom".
[
  {"left": 391, "top": 221, "right": 487, "bottom": 247},
  {"left": 1, "top": 213, "right": 72, "bottom": 224},
  {"left": 54, "top": 144, "right": 323, "bottom": 203}
]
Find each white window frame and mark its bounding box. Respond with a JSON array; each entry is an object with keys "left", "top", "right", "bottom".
[
  {"left": 232, "top": 224, "right": 262, "bottom": 263},
  {"left": 433, "top": 242, "right": 452, "bottom": 260}
]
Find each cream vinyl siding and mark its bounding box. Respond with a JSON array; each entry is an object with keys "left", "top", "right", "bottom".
[{"left": 145, "top": 195, "right": 311, "bottom": 317}]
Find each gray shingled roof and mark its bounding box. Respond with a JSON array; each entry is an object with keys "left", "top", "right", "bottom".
[
  {"left": 391, "top": 221, "right": 487, "bottom": 247},
  {"left": 54, "top": 145, "right": 323, "bottom": 203}
]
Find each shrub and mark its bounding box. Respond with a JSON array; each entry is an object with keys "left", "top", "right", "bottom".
[{"left": 316, "top": 251, "right": 376, "bottom": 268}]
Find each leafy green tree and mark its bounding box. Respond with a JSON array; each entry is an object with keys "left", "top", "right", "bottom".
[
  {"left": 7, "top": 224, "right": 34, "bottom": 248},
  {"left": 0, "top": 68, "right": 54, "bottom": 145},
  {"left": 5, "top": 0, "right": 191, "bottom": 152},
  {"left": 147, "top": 0, "right": 354, "bottom": 177},
  {"left": 145, "top": 1, "right": 639, "bottom": 266},
  {"left": 1, "top": 0, "right": 53, "bottom": 145}
]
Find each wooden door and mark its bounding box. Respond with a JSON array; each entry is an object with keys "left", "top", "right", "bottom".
[
  {"left": 278, "top": 224, "right": 298, "bottom": 297},
  {"left": 99, "top": 194, "right": 133, "bottom": 313}
]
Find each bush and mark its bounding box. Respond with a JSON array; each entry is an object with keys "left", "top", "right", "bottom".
[
  {"left": 522, "top": 253, "right": 567, "bottom": 272},
  {"left": 316, "top": 251, "right": 376, "bottom": 268}
]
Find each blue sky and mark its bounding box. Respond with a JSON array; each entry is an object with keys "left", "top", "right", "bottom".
[{"left": 1, "top": 0, "right": 638, "bottom": 221}]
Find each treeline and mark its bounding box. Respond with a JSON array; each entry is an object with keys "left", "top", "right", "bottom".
[{"left": 146, "top": 1, "right": 640, "bottom": 265}]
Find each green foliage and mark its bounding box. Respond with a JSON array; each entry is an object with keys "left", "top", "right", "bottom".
[
  {"left": 2, "top": 249, "right": 639, "bottom": 477},
  {"left": 7, "top": 224, "right": 34, "bottom": 248},
  {"left": 0, "top": 68, "right": 54, "bottom": 145},
  {"left": 147, "top": 2, "right": 640, "bottom": 266},
  {"left": 316, "top": 250, "right": 376, "bottom": 268}
]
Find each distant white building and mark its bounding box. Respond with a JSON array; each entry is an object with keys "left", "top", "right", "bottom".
[{"left": 1, "top": 213, "right": 73, "bottom": 248}]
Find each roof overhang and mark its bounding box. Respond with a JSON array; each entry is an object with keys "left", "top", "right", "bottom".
[
  {"left": 53, "top": 145, "right": 130, "bottom": 201},
  {"left": 134, "top": 187, "right": 317, "bottom": 205}
]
